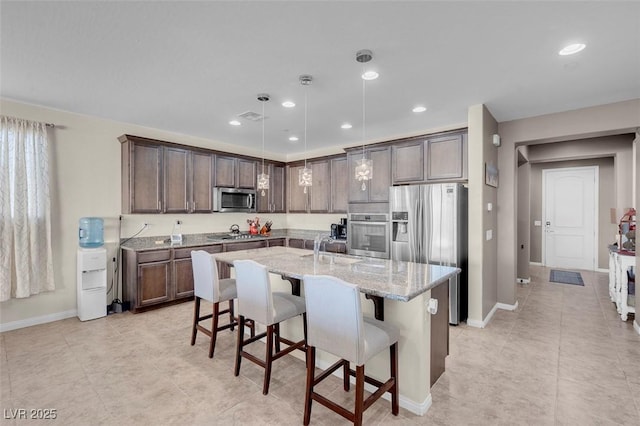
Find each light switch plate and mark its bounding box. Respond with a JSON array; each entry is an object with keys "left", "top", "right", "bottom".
[
  {"left": 534, "top": 220, "right": 542, "bottom": 226},
  {"left": 486, "top": 229, "right": 493, "bottom": 241}
]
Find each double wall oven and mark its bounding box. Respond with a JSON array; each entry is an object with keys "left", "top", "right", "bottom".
[{"left": 347, "top": 212, "right": 390, "bottom": 259}]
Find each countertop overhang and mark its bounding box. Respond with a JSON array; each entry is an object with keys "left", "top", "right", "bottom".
[{"left": 213, "top": 246, "right": 460, "bottom": 302}]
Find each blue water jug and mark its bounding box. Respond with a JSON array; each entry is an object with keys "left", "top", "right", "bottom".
[{"left": 79, "top": 217, "right": 104, "bottom": 248}]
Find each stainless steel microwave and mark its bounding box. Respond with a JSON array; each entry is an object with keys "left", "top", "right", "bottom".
[{"left": 213, "top": 187, "right": 256, "bottom": 213}]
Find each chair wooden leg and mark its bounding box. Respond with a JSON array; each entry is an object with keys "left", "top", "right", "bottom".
[
  {"left": 274, "top": 323, "right": 281, "bottom": 353},
  {"left": 263, "top": 325, "right": 274, "bottom": 395},
  {"left": 390, "top": 342, "right": 399, "bottom": 415},
  {"left": 354, "top": 365, "right": 365, "bottom": 426},
  {"left": 209, "top": 302, "right": 220, "bottom": 358},
  {"left": 228, "top": 300, "right": 235, "bottom": 331},
  {"left": 302, "top": 312, "right": 308, "bottom": 346},
  {"left": 343, "top": 360, "right": 350, "bottom": 391},
  {"left": 191, "top": 297, "right": 200, "bottom": 346},
  {"left": 234, "top": 315, "right": 245, "bottom": 377},
  {"left": 303, "top": 346, "right": 316, "bottom": 425}
]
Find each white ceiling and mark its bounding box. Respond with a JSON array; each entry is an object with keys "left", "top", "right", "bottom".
[{"left": 2, "top": 1, "right": 639, "bottom": 159}]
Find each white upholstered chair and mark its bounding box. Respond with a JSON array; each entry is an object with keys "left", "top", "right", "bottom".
[
  {"left": 191, "top": 250, "right": 251, "bottom": 358},
  {"left": 302, "top": 274, "right": 399, "bottom": 426},
  {"left": 233, "top": 259, "right": 307, "bottom": 395}
]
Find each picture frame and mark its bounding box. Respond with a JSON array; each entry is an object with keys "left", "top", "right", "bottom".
[{"left": 485, "top": 163, "right": 499, "bottom": 188}]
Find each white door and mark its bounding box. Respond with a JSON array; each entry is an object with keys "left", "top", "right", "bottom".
[{"left": 543, "top": 166, "right": 597, "bottom": 270}]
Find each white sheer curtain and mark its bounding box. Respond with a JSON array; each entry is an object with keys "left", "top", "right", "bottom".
[{"left": 0, "top": 116, "right": 55, "bottom": 301}]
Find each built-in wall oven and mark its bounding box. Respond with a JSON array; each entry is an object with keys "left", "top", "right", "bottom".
[{"left": 347, "top": 213, "right": 390, "bottom": 259}]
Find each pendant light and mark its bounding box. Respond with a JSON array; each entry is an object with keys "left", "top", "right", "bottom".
[
  {"left": 354, "top": 49, "right": 373, "bottom": 191},
  {"left": 257, "top": 93, "right": 270, "bottom": 196},
  {"left": 298, "top": 74, "right": 313, "bottom": 194}
]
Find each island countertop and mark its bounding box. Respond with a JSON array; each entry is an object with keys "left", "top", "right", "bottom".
[{"left": 213, "top": 246, "right": 460, "bottom": 302}]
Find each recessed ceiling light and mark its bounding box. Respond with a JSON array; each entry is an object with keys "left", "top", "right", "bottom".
[
  {"left": 559, "top": 43, "right": 586, "bottom": 56},
  {"left": 361, "top": 70, "right": 379, "bottom": 80},
  {"left": 229, "top": 120, "right": 241, "bottom": 126},
  {"left": 282, "top": 101, "right": 295, "bottom": 108},
  {"left": 289, "top": 136, "right": 299, "bottom": 142},
  {"left": 412, "top": 106, "right": 427, "bottom": 113},
  {"left": 341, "top": 123, "right": 353, "bottom": 129}
]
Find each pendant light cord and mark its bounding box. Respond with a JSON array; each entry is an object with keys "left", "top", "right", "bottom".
[
  {"left": 261, "top": 99, "right": 265, "bottom": 174},
  {"left": 304, "top": 84, "right": 308, "bottom": 168},
  {"left": 361, "top": 70, "right": 366, "bottom": 159}
]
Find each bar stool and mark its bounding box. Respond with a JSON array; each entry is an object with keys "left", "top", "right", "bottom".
[
  {"left": 302, "top": 274, "right": 399, "bottom": 426},
  {"left": 233, "top": 259, "right": 307, "bottom": 395},
  {"left": 190, "top": 250, "right": 251, "bottom": 358}
]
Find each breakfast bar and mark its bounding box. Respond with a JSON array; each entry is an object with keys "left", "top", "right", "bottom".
[{"left": 213, "top": 246, "right": 460, "bottom": 415}]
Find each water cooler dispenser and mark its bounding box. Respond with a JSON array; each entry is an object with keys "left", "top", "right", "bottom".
[{"left": 77, "top": 217, "right": 107, "bottom": 321}]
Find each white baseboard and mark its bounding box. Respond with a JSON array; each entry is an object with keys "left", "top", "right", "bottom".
[
  {"left": 497, "top": 301, "right": 519, "bottom": 311},
  {"left": 529, "top": 262, "right": 543, "bottom": 266},
  {"left": 634, "top": 319, "right": 640, "bottom": 336},
  {"left": 314, "top": 357, "right": 432, "bottom": 416},
  {"left": 467, "top": 301, "right": 518, "bottom": 329},
  {"left": 0, "top": 309, "right": 77, "bottom": 333},
  {"left": 596, "top": 267, "right": 609, "bottom": 273}
]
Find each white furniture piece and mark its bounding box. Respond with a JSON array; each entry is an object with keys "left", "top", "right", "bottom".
[
  {"left": 77, "top": 248, "right": 107, "bottom": 321},
  {"left": 609, "top": 249, "right": 636, "bottom": 321},
  {"left": 190, "top": 250, "right": 243, "bottom": 358},
  {"left": 233, "top": 259, "right": 307, "bottom": 395},
  {"left": 302, "top": 274, "right": 399, "bottom": 426}
]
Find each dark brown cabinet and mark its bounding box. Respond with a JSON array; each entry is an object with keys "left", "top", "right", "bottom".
[
  {"left": 122, "top": 139, "right": 163, "bottom": 213},
  {"left": 430, "top": 280, "right": 450, "bottom": 387},
  {"left": 392, "top": 140, "right": 424, "bottom": 184},
  {"left": 163, "top": 147, "right": 189, "bottom": 213},
  {"left": 287, "top": 156, "right": 346, "bottom": 214},
  {"left": 191, "top": 151, "right": 214, "bottom": 213},
  {"left": 215, "top": 155, "right": 257, "bottom": 189},
  {"left": 330, "top": 156, "right": 348, "bottom": 213},
  {"left": 122, "top": 244, "right": 223, "bottom": 312},
  {"left": 426, "top": 133, "right": 467, "bottom": 181},
  {"left": 257, "top": 163, "right": 286, "bottom": 213},
  {"left": 309, "top": 160, "right": 330, "bottom": 213},
  {"left": 287, "top": 164, "right": 309, "bottom": 213},
  {"left": 347, "top": 146, "right": 391, "bottom": 203},
  {"left": 120, "top": 135, "right": 215, "bottom": 214}
]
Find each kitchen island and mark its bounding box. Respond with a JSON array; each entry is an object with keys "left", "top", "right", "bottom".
[{"left": 214, "top": 246, "right": 460, "bottom": 415}]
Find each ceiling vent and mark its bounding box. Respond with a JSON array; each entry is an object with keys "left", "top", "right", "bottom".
[{"left": 238, "top": 111, "right": 265, "bottom": 122}]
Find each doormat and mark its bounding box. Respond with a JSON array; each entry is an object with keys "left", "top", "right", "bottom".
[{"left": 550, "top": 270, "right": 584, "bottom": 286}]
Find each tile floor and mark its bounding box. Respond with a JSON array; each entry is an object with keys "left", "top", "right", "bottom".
[{"left": 1, "top": 265, "right": 638, "bottom": 425}]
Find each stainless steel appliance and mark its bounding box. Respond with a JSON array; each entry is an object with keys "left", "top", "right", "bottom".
[
  {"left": 347, "top": 213, "right": 390, "bottom": 259},
  {"left": 213, "top": 187, "right": 256, "bottom": 213},
  {"left": 390, "top": 183, "right": 468, "bottom": 324}
]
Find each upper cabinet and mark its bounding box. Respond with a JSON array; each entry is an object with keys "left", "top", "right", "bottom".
[
  {"left": 121, "top": 135, "right": 214, "bottom": 214},
  {"left": 215, "top": 156, "right": 257, "bottom": 189},
  {"left": 392, "top": 140, "right": 424, "bottom": 183},
  {"left": 347, "top": 146, "right": 391, "bottom": 203},
  {"left": 330, "top": 156, "right": 348, "bottom": 213},
  {"left": 390, "top": 130, "right": 468, "bottom": 185},
  {"left": 287, "top": 155, "right": 347, "bottom": 213},
  {"left": 122, "top": 139, "right": 163, "bottom": 213},
  {"left": 256, "top": 162, "right": 286, "bottom": 213},
  {"left": 425, "top": 133, "right": 466, "bottom": 181}
]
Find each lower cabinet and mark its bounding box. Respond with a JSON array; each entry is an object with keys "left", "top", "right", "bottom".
[{"left": 122, "top": 244, "right": 222, "bottom": 312}]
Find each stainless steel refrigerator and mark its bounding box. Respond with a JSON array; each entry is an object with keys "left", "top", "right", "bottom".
[{"left": 390, "top": 183, "right": 468, "bottom": 325}]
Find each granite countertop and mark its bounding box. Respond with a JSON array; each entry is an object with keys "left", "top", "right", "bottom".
[
  {"left": 213, "top": 246, "right": 460, "bottom": 302},
  {"left": 120, "top": 229, "right": 344, "bottom": 251}
]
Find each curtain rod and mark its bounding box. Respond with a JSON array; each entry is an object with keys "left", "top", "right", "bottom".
[{"left": 1, "top": 115, "right": 55, "bottom": 128}]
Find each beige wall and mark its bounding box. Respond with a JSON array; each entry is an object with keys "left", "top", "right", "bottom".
[
  {"left": 0, "top": 99, "right": 343, "bottom": 328},
  {"left": 467, "top": 105, "right": 499, "bottom": 324},
  {"left": 498, "top": 99, "right": 640, "bottom": 309},
  {"left": 516, "top": 146, "right": 530, "bottom": 280},
  {"left": 634, "top": 132, "right": 639, "bottom": 336}
]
